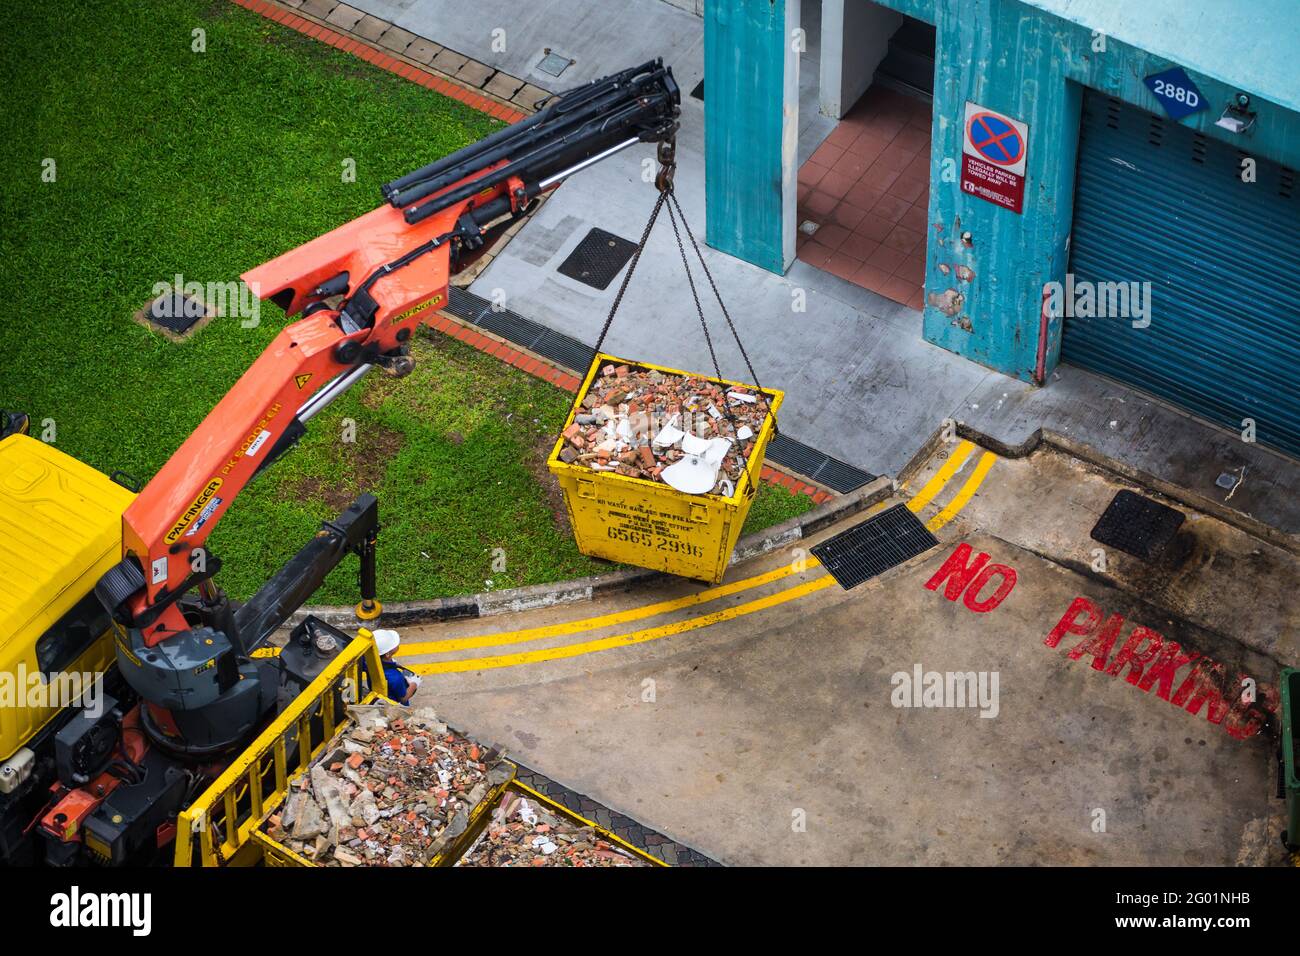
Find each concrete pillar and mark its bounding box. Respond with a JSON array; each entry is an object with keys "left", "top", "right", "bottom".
[
  {"left": 820, "top": 0, "right": 905, "bottom": 119},
  {"left": 704, "top": 0, "right": 801, "bottom": 274},
  {"left": 919, "top": 0, "right": 1080, "bottom": 382}
]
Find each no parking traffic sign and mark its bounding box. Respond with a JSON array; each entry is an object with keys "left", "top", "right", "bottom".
[{"left": 961, "top": 102, "right": 1030, "bottom": 214}]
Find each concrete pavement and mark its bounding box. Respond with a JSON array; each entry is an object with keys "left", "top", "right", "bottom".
[
  {"left": 342, "top": 0, "right": 707, "bottom": 93},
  {"left": 400, "top": 440, "right": 1293, "bottom": 865}
]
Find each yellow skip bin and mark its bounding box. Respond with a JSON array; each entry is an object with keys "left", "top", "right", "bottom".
[{"left": 547, "top": 352, "right": 783, "bottom": 584}]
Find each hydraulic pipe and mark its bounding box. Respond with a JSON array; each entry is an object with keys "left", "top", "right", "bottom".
[
  {"left": 387, "top": 71, "right": 672, "bottom": 209},
  {"left": 380, "top": 58, "right": 662, "bottom": 202},
  {"left": 404, "top": 96, "right": 673, "bottom": 224},
  {"left": 233, "top": 494, "right": 379, "bottom": 653}
]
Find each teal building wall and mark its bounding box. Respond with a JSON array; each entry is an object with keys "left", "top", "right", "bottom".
[{"left": 705, "top": 0, "right": 1300, "bottom": 381}]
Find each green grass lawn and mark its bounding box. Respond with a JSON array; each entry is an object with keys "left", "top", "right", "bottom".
[{"left": 0, "top": 0, "right": 813, "bottom": 604}]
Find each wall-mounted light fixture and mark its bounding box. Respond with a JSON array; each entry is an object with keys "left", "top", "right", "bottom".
[{"left": 1215, "top": 93, "right": 1256, "bottom": 134}]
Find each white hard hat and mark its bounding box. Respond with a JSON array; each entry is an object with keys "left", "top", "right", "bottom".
[{"left": 373, "top": 629, "right": 401, "bottom": 656}]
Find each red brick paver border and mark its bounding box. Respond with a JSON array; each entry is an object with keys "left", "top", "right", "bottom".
[
  {"left": 759, "top": 466, "right": 836, "bottom": 504},
  {"left": 428, "top": 312, "right": 584, "bottom": 393},
  {"left": 229, "top": 0, "right": 528, "bottom": 122}
]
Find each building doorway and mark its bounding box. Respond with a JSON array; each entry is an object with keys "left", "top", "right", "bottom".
[{"left": 796, "top": 9, "right": 934, "bottom": 308}]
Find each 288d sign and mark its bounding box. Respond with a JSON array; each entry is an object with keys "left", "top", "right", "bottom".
[{"left": 1143, "top": 67, "right": 1207, "bottom": 121}]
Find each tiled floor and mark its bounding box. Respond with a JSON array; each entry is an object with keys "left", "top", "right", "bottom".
[{"left": 796, "top": 86, "right": 931, "bottom": 310}]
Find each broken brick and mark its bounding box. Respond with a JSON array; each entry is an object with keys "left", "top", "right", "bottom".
[
  {"left": 261, "top": 704, "right": 511, "bottom": 867},
  {"left": 459, "top": 789, "right": 650, "bottom": 867},
  {"left": 555, "top": 364, "right": 774, "bottom": 495}
]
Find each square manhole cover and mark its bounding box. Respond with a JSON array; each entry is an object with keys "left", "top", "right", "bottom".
[
  {"left": 811, "top": 504, "right": 938, "bottom": 590},
  {"left": 1090, "top": 489, "right": 1185, "bottom": 561},
  {"left": 135, "top": 289, "right": 212, "bottom": 340},
  {"left": 557, "top": 228, "right": 638, "bottom": 290},
  {"left": 537, "top": 51, "right": 573, "bottom": 77}
]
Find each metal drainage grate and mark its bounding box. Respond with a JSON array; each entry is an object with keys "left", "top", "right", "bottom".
[
  {"left": 811, "top": 504, "right": 938, "bottom": 590},
  {"left": 446, "top": 287, "right": 596, "bottom": 372},
  {"left": 767, "top": 432, "right": 874, "bottom": 494},
  {"left": 809, "top": 456, "right": 875, "bottom": 495},
  {"left": 511, "top": 763, "right": 720, "bottom": 866},
  {"left": 557, "top": 228, "right": 639, "bottom": 290},
  {"left": 143, "top": 290, "right": 208, "bottom": 336},
  {"left": 1090, "top": 489, "right": 1186, "bottom": 561}
]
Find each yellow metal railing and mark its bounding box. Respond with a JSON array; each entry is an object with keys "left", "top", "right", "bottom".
[{"left": 174, "top": 630, "right": 389, "bottom": 867}]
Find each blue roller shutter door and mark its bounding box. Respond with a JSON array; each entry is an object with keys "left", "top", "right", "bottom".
[{"left": 1065, "top": 90, "right": 1300, "bottom": 458}]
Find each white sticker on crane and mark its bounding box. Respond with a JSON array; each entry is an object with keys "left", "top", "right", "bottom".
[
  {"left": 245, "top": 429, "right": 272, "bottom": 457},
  {"left": 151, "top": 556, "right": 168, "bottom": 585}
]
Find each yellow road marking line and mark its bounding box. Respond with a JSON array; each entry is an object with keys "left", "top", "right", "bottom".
[
  {"left": 925, "top": 451, "right": 997, "bottom": 532},
  {"left": 398, "top": 558, "right": 822, "bottom": 657},
  {"left": 402, "top": 441, "right": 991, "bottom": 672},
  {"left": 409, "top": 573, "right": 837, "bottom": 675},
  {"left": 906, "top": 440, "right": 976, "bottom": 513}
]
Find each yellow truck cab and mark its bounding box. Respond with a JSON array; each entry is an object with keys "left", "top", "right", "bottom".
[{"left": 0, "top": 434, "right": 134, "bottom": 862}]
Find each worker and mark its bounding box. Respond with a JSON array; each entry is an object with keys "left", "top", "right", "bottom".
[
  {"left": 0, "top": 410, "right": 30, "bottom": 440},
  {"left": 373, "top": 628, "right": 420, "bottom": 704}
]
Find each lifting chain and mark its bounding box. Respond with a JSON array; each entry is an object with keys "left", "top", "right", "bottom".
[{"left": 590, "top": 134, "right": 777, "bottom": 480}]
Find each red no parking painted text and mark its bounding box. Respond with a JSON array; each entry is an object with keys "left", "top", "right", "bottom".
[
  {"left": 924, "top": 543, "right": 1018, "bottom": 612},
  {"left": 1044, "top": 596, "right": 1276, "bottom": 740}
]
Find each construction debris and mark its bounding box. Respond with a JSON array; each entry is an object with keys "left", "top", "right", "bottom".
[
  {"left": 557, "top": 364, "right": 772, "bottom": 496},
  {"left": 262, "top": 704, "right": 511, "bottom": 866},
  {"left": 458, "top": 789, "right": 652, "bottom": 867}
]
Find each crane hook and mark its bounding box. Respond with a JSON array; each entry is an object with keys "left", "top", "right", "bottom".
[{"left": 655, "top": 137, "right": 677, "bottom": 193}]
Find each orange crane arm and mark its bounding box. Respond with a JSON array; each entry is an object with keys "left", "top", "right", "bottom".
[
  {"left": 91, "top": 56, "right": 679, "bottom": 733},
  {"left": 120, "top": 197, "right": 468, "bottom": 646}
]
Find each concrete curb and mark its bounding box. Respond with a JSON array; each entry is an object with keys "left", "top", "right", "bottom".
[
  {"left": 1041, "top": 431, "right": 1300, "bottom": 556},
  {"left": 285, "top": 476, "right": 893, "bottom": 630},
  {"left": 953, "top": 421, "right": 1300, "bottom": 556}
]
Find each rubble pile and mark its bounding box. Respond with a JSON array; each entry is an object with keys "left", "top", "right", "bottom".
[
  {"left": 556, "top": 363, "right": 772, "bottom": 496},
  {"left": 459, "top": 789, "right": 651, "bottom": 867},
  {"left": 263, "top": 704, "right": 511, "bottom": 867}
]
